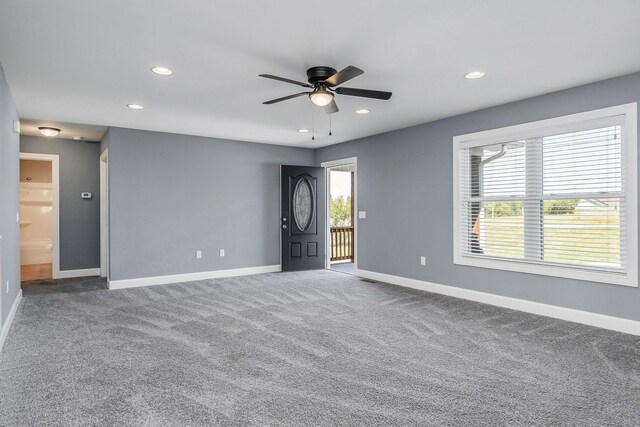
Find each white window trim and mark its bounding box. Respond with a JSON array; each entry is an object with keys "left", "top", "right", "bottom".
[{"left": 453, "top": 103, "right": 638, "bottom": 287}]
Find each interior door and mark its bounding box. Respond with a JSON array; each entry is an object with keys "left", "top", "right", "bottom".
[{"left": 281, "top": 165, "right": 325, "bottom": 271}]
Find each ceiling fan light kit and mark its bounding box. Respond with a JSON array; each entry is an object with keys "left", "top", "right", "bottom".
[
  {"left": 309, "top": 90, "right": 333, "bottom": 107},
  {"left": 259, "top": 65, "right": 392, "bottom": 132}
]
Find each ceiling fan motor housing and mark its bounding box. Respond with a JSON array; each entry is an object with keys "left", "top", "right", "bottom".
[{"left": 306, "top": 66, "right": 337, "bottom": 86}]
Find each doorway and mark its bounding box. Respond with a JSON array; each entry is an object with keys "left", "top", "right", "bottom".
[
  {"left": 322, "top": 158, "right": 357, "bottom": 275},
  {"left": 19, "top": 153, "right": 60, "bottom": 282}
]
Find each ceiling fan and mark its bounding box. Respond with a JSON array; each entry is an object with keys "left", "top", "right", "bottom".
[{"left": 259, "top": 66, "right": 392, "bottom": 114}]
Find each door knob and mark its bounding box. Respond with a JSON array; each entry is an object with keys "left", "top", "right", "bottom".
[
  {"left": 282, "top": 218, "right": 287, "bottom": 221},
  {"left": 282, "top": 224, "right": 287, "bottom": 229}
]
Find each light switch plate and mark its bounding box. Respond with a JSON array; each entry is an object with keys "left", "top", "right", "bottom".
[
  {"left": 358, "top": 211, "right": 366, "bottom": 219},
  {"left": 13, "top": 120, "right": 20, "bottom": 134},
  {"left": 219, "top": 249, "right": 225, "bottom": 257},
  {"left": 196, "top": 250, "right": 202, "bottom": 259}
]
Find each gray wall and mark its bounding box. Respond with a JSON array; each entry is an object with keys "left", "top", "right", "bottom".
[
  {"left": 315, "top": 71, "right": 640, "bottom": 322},
  {"left": 20, "top": 136, "right": 101, "bottom": 271},
  {"left": 107, "top": 128, "right": 314, "bottom": 281},
  {"left": 0, "top": 63, "right": 20, "bottom": 326}
]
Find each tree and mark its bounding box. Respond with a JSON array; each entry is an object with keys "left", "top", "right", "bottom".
[
  {"left": 544, "top": 199, "right": 579, "bottom": 215},
  {"left": 484, "top": 201, "right": 523, "bottom": 218},
  {"left": 330, "top": 196, "right": 352, "bottom": 226}
]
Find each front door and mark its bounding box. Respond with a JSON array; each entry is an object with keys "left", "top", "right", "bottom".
[{"left": 281, "top": 165, "right": 325, "bottom": 271}]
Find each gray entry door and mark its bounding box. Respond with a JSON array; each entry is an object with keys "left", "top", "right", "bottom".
[{"left": 281, "top": 165, "right": 326, "bottom": 271}]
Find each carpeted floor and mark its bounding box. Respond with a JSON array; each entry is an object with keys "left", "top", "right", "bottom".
[
  {"left": 21, "top": 275, "right": 108, "bottom": 295},
  {"left": 1, "top": 270, "right": 639, "bottom": 426}
]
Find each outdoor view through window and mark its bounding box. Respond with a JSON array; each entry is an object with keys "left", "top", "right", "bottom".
[{"left": 462, "top": 124, "right": 624, "bottom": 271}]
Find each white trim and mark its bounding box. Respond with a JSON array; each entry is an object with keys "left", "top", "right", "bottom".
[
  {"left": 108, "top": 265, "right": 281, "bottom": 290},
  {"left": 100, "top": 150, "right": 109, "bottom": 279},
  {"left": 0, "top": 289, "right": 22, "bottom": 354},
  {"left": 453, "top": 107, "right": 629, "bottom": 149},
  {"left": 321, "top": 157, "right": 358, "bottom": 168},
  {"left": 452, "top": 103, "right": 638, "bottom": 287},
  {"left": 321, "top": 157, "right": 358, "bottom": 272},
  {"left": 19, "top": 153, "right": 61, "bottom": 279},
  {"left": 56, "top": 268, "right": 101, "bottom": 279},
  {"left": 356, "top": 269, "right": 640, "bottom": 336}
]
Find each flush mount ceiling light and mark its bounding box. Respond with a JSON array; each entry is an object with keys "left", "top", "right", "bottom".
[
  {"left": 308, "top": 90, "right": 334, "bottom": 107},
  {"left": 298, "top": 129, "right": 309, "bottom": 133},
  {"left": 73, "top": 136, "right": 84, "bottom": 141},
  {"left": 355, "top": 109, "right": 370, "bottom": 114},
  {"left": 38, "top": 127, "right": 61, "bottom": 137},
  {"left": 464, "top": 71, "right": 486, "bottom": 79},
  {"left": 151, "top": 66, "right": 173, "bottom": 76},
  {"left": 127, "top": 103, "right": 144, "bottom": 110}
]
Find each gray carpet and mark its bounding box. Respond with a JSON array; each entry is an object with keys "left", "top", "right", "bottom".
[
  {"left": 1, "top": 270, "right": 639, "bottom": 426},
  {"left": 21, "top": 276, "right": 108, "bottom": 295}
]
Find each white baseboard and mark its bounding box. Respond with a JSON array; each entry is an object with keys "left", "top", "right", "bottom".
[
  {"left": 55, "top": 268, "right": 101, "bottom": 279},
  {"left": 0, "top": 289, "right": 23, "bottom": 354},
  {"left": 356, "top": 269, "right": 640, "bottom": 336},
  {"left": 108, "top": 265, "right": 281, "bottom": 290}
]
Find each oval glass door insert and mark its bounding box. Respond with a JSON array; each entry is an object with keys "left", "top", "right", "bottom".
[{"left": 293, "top": 177, "right": 314, "bottom": 231}]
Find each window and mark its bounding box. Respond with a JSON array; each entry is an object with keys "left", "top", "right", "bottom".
[{"left": 453, "top": 104, "right": 637, "bottom": 287}]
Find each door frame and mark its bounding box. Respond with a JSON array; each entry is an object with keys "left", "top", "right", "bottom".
[
  {"left": 19, "top": 152, "right": 61, "bottom": 279},
  {"left": 100, "top": 149, "right": 109, "bottom": 279},
  {"left": 320, "top": 157, "right": 358, "bottom": 271}
]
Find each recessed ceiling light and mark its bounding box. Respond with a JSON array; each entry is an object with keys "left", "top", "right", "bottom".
[
  {"left": 355, "top": 109, "right": 370, "bottom": 115},
  {"left": 464, "top": 71, "right": 486, "bottom": 79},
  {"left": 127, "top": 104, "right": 144, "bottom": 110},
  {"left": 38, "top": 127, "right": 61, "bottom": 137},
  {"left": 73, "top": 136, "right": 84, "bottom": 141},
  {"left": 151, "top": 66, "right": 173, "bottom": 76},
  {"left": 298, "top": 129, "right": 309, "bottom": 133}
]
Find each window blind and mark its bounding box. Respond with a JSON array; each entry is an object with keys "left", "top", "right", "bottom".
[{"left": 458, "top": 118, "right": 626, "bottom": 274}]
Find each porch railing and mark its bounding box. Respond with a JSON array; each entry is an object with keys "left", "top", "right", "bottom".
[{"left": 330, "top": 226, "right": 354, "bottom": 262}]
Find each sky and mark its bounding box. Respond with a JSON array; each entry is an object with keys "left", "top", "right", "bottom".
[{"left": 330, "top": 171, "right": 352, "bottom": 198}]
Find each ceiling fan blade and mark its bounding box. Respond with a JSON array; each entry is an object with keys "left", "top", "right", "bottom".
[
  {"left": 324, "top": 99, "right": 339, "bottom": 114},
  {"left": 335, "top": 87, "right": 392, "bottom": 100},
  {"left": 324, "top": 66, "right": 364, "bottom": 87},
  {"left": 263, "top": 92, "right": 310, "bottom": 105},
  {"left": 259, "top": 74, "right": 312, "bottom": 88}
]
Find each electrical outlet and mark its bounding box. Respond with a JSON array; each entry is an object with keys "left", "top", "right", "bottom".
[
  {"left": 219, "top": 249, "right": 225, "bottom": 257},
  {"left": 358, "top": 211, "right": 366, "bottom": 219},
  {"left": 196, "top": 250, "right": 202, "bottom": 259},
  {"left": 420, "top": 256, "right": 426, "bottom": 266}
]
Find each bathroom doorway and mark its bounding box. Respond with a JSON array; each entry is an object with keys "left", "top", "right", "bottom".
[{"left": 19, "top": 153, "right": 60, "bottom": 282}]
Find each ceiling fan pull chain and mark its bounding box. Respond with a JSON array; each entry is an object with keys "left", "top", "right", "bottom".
[
  {"left": 312, "top": 105, "right": 315, "bottom": 141},
  {"left": 329, "top": 114, "right": 332, "bottom": 136}
]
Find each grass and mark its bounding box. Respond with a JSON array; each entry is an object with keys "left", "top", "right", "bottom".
[{"left": 482, "top": 214, "right": 621, "bottom": 266}]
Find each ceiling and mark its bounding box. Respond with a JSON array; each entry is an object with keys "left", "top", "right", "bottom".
[
  {"left": 20, "top": 119, "right": 107, "bottom": 142},
  {"left": 1, "top": 1, "right": 639, "bottom": 148}
]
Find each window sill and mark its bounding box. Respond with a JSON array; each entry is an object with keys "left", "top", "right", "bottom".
[{"left": 454, "top": 254, "right": 637, "bottom": 287}]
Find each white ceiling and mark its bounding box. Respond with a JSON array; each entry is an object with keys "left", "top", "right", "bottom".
[
  {"left": 20, "top": 119, "right": 107, "bottom": 142},
  {"left": 1, "top": 0, "right": 639, "bottom": 148}
]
